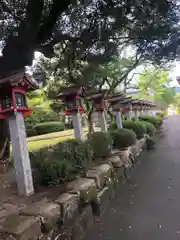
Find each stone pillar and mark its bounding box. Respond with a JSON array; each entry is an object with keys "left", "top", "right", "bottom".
[
  {"left": 8, "top": 112, "right": 34, "bottom": 196},
  {"left": 134, "top": 110, "right": 139, "bottom": 121},
  {"left": 115, "top": 111, "right": 123, "bottom": 129},
  {"left": 127, "top": 104, "right": 132, "bottom": 120},
  {"left": 98, "top": 111, "right": 107, "bottom": 132},
  {"left": 71, "top": 112, "right": 83, "bottom": 140}
]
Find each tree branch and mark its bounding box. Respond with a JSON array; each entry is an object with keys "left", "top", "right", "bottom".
[{"left": 37, "top": 0, "right": 71, "bottom": 44}]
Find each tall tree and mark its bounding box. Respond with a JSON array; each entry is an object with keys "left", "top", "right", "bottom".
[
  {"left": 0, "top": 0, "right": 179, "bottom": 78},
  {"left": 137, "top": 67, "right": 176, "bottom": 109}
]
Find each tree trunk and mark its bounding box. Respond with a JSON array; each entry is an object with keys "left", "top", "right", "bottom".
[{"left": 0, "top": 119, "right": 10, "bottom": 172}]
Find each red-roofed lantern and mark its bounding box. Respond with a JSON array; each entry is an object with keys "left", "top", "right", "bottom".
[
  {"left": 87, "top": 91, "right": 108, "bottom": 132},
  {"left": 0, "top": 70, "right": 39, "bottom": 196},
  {"left": 56, "top": 86, "right": 86, "bottom": 140},
  {"left": 107, "top": 93, "right": 125, "bottom": 129}
]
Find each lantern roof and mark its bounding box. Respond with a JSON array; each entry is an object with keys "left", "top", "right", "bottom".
[
  {"left": 56, "top": 86, "right": 87, "bottom": 99},
  {"left": 119, "top": 96, "right": 133, "bottom": 105},
  {"left": 106, "top": 92, "right": 125, "bottom": 102},
  {"left": 0, "top": 70, "right": 39, "bottom": 91},
  {"left": 86, "top": 89, "right": 107, "bottom": 100}
]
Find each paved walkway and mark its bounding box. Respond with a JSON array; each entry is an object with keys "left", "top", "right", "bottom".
[{"left": 85, "top": 115, "right": 180, "bottom": 240}]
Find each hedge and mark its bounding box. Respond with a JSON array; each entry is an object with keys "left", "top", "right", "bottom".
[
  {"left": 139, "top": 115, "right": 163, "bottom": 128},
  {"left": 34, "top": 122, "right": 65, "bottom": 135},
  {"left": 123, "top": 120, "right": 146, "bottom": 139},
  {"left": 110, "top": 129, "right": 136, "bottom": 149},
  {"left": 30, "top": 139, "right": 93, "bottom": 185},
  {"left": 88, "top": 132, "right": 112, "bottom": 159}
]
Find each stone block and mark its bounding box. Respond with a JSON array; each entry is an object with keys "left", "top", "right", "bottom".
[
  {"left": 0, "top": 215, "right": 41, "bottom": 240},
  {"left": 97, "top": 186, "right": 115, "bottom": 215},
  {"left": 114, "top": 166, "right": 125, "bottom": 183},
  {"left": 20, "top": 200, "right": 61, "bottom": 230},
  {"left": 71, "top": 205, "right": 94, "bottom": 240},
  {"left": 107, "top": 155, "right": 124, "bottom": 168},
  {"left": 130, "top": 144, "right": 139, "bottom": 157},
  {"left": 67, "top": 178, "right": 97, "bottom": 204},
  {"left": 110, "top": 149, "right": 121, "bottom": 156},
  {"left": 119, "top": 148, "right": 132, "bottom": 166},
  {"left": 55, "top": 193, "right": 79, "bottom": 227},
  {"left": 86, "top": 164, "right": 112, "bottom": 189},
  {"left": 124, "top": 164, "right": 132, "bottom": 179}
]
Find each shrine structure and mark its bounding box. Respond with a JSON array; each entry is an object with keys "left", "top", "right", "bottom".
[{"left": 0, "top": 70, "right": 39, "bottom": 196}]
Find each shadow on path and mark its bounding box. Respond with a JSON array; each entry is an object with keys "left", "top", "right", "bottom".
[{"left": 85, "top": 115, "right": 180, "bottom": 240}]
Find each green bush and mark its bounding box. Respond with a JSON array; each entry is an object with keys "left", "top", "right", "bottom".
[
  {"left": 108, "top": 122, "right": 117, "bottom": 130},
  {"left": 156, "top": 112, "right": 165, "bottom": 118},
  {"left": 139, "top": 115, "right": 163, "bottom": 128},
  {"left": 140, "top": 121, "right": 156, "bottom": 137},
  {"left": 88, "top": 132, "right": 112, "bottom": 159},
  {"left": 110, "top": 129, "right": 136, "bottom": 149},
  {"left": 30, "top": 139, "right": 93, "bottom": 185},
  {"left": 123, "top": 120, "right": 146, "bottom": 139},
  {"left": 34, "top": 122, "right": 65, "bottom": 135}
]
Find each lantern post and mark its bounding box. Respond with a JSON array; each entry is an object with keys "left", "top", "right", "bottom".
[
  {"left": 87, "top": 91, "right": 108, "bottom": 132},
  {"left": 132, "top": 100, "right": 140, "bottom": 121},
  {"left": 56, "top": 86, "right": 86, "bottom": 141},
  {"left": 107, "top": 93, "right": 125, "bottom": 129},
  {"left": 0, "top": 71, "right": 39, "bottom": 196},
  {"left": 121, "top": 97, "right": 133, "bottom": 120}
]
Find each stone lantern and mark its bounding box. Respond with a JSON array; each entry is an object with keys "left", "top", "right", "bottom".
[
  {"left": 120, "top": 97, "right": 133, "bottom": 120},
  {"left": 107, "top": 93, "right": 125, "bottom": 129},
  {"left": 0, "top": 70, "right": 39, "bottom": 196},
  {"left": 55, "top": 86, "right": 86, "bottom": 140},
  {"left": 87, "top": 90, "right": 108, "bottom": 132},
  {"left": 131, "top": 99, "right": 141, "bottom": 121}
]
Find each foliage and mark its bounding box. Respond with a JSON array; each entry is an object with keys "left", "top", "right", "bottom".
[
  {"left": 123, "top": 120, "right": 146, "bottom": 139},
  {"left": 110, "top": 129, "right": 136, "bottom": 149},
  {"left": 108, "top": 122, "right": 117, "bottom": 131},
  {"left": 30, "top": 139, "right": 93, "bottom": 185},
  {"left": 88, "top": 132, "right": 112, "bottom": 159},
  {"left": 140, "top": 115, "right": 163, "bottom": 128},
  {"left": 0, "top": 0, "right": 179, "bottom": 78},
  {"left": 140, "top": 121, "right": 156, "bottom": 137},
  {"left": 146, "top": 137, "right": 156, "bottom": 150},
  {"left": 34, "top": 122, "right": 65, "bottom": 135},
  {"left": 174, "top": 93, "right": 180, "bottom": 113},
  {"left": 136, "top": 67, "right": 176, "bottom": 109}
]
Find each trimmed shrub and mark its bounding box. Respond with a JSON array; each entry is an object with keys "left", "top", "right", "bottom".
[
  {"left": 34, "top": 122, "right": 65, "bottom": 135},
  {"left": 88, "top": 132, "right": 112, "bottom": 159},
  {"left": 30, "top": 139, "right": 93, "bottom": 185},
  {"left": 108, "top": 122, "right": 117, "bottom": 130},
  {"left": 139, "top": 115, "right": 163, "bottom": 128},
  {"left": 140, "top": 121, "right": 156, "bottom": 137},
  {"left": 123, "top": 120, "right": 146, "bottom": 139},
  {"left": 110, "top": 129, "right": 136, "bottom": 149}
]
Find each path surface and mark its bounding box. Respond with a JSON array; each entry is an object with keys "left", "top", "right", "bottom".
[{"left": 85, "top": 115, "right": 180, "bottom": 240}]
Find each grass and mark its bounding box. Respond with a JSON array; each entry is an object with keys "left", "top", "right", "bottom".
[
  {"left": 28, "top": 135, "right": 74, "bottom": 152},
  {"left": 10, "top": 128, "right": 89, "bottom": 156},
  {"left": 27, "top": 128, "right": 88, "bottom": 142}
]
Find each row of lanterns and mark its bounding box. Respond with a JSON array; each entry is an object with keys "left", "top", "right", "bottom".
[{"left": 0, "top": 84, "right": 156, "bottom": 120}]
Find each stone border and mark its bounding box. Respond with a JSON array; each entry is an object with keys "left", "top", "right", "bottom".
[{"left": 0, "top": 138, "right": 146, "bottom": 240}]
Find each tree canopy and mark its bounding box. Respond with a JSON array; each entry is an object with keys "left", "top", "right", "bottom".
[
  {"left": 136, "top": 67, "right": 176, "bottom": 109},
  {"left": 0, "top": 0, "right": 179, "bottom": 78}
]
